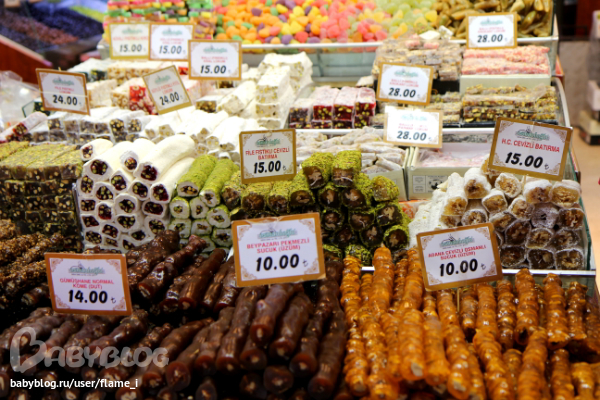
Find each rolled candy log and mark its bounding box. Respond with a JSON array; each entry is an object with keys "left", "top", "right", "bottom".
[
  {"left": 115, "top": 194, "right": 140, "bottom": 215},
  {"left": 176, "top": 156, "right": 217, "bottom": 198},
  {"left": 150, "top": 158, "right": 195, "bottom": 204},
  {"left": 463, "top": 167, "right": 491, "bottom": 199},
  {"left": 332, "top": 150, "right": 362, "bottom": 188},
  {"left": 242, "top": 182, "right": 274, "bottom": 212},
  {"left": 200, "top": 159, "right": 238, "bottom": 208},
  {"left": 86, "top": 142, "right": 134, "bottom": 182},
  {"left": 135, "top": 136, "right": 195, "bottom": 183},
  {"left": 341, "top": 173, "right": 373, "bottom": 209},
  {"left": 267, "top": 181, "right": 292, "bottom": 215},
  {"left": 178, "top": 249, "right": 228, "bottom": 310},
  {"left": 302, "top": 153, "right": 334, "bottom": 189},
  {"left": 372, "top": 176, "right": 400, "bottom": 202},
  {"left": 80, "top": 139, "right": 113, "bottom": 162},
  {"left": 290, "top": 174, "right": 314, "bottom": 208},
  {"left": 318, "top": 182, "right": 341, "bottom": 209}
]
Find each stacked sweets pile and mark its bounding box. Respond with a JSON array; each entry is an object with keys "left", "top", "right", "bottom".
[{"left": 409, "top": 159, "right": 585, "bottom": 270}]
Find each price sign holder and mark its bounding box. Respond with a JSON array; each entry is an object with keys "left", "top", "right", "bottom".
[
  {"left": 239, "top": 129, "right": 297, "bottom": 185},
  {"left": 232, "top": 213, "right": 326, "bottom": 287},
  {"left": 189, "top": 39, "right": 242, "bottom": 81},
  {"left": 466, "top": 12, "right": 517, "bottom": 49},
  {"left": 384, "top": 108, "right": 442, "bottom": 148},
  {"left": 142, "top": 66, "right": 192, "bottom": 114},
  {"left": 488, "top": 117, "right": 573, "bottom": 181},
  {"left": 417, "top": 223, "right": 503, "bottom": 291},
  {"left": 376, "top": 63, "right": 434, "bottom": 106},
  {"left": 45, "top": 253, "right": 133, "bottom": 316},
  {"left": 108, "top": 23, "right": 150, "bottom": 60},
  {"left": 149, "top": 23, "right": 194, "bottom": 61},
  {"left": 36, "top": 69, "right": 90, "bottom": 115}
]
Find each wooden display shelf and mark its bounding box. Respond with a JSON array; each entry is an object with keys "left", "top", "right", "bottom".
[{"left": 0, "top": 35, "right": 52, "bottom": 84}]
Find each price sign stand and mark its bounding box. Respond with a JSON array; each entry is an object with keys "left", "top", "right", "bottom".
[
  {"left": 45, "top": 253, "right": 132, "bottom": 316},
  {"left": 376, "top": 63, "right": 434, "bottom": 106},
  {"left": 232, "top": 213, "right": 326, "bottom": 287},
  {"left": 36, "top": 69, "right": 90, "bottom": 115},
  {"left": 108, "top": 23, "right": 150, "bottom": 60},
  {"left": 149, "top": 23, "right": 194, "bottom": 61},
  {"left": 384, "top": 108, "right": 442, "bottom": 148},
  {"left": 416, "top": 223, "right": 503, "bottom": 291},
  {"left": 188, "top": 39, "right": 242, "bottom": 81},
  {"left": 142, "top": 66, "right": 192, "bottom": 114},
  {"left": 466, "top": 12, "right": 517, "bottom": 49},
  {"left": 239, "top": 129, "right": 297, "bottom": 185},
  {"left": 488, "top": 117, "right": 573, "bottom": 181}
]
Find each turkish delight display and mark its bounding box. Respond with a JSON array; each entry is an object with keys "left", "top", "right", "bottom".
[{"left": 462, "top": 46, "right": 551, "bottom": 75}]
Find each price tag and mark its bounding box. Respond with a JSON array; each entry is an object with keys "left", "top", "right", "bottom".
[
  {"left": 239, "top": 129, "right": 297, "bottom": 185},
  {"left": 376, "top": 63, "right": 433, "bottom": 106},
  {"left": 142, "top": 66, "right": 192, "bottom": 114},
  {"left": 467, "top": 13, "right": 517, "bottom": 49},
  {"left": 189, "top": 40, "right": 242, "bottom": 81},
  {"left": 385, "top": 108, "right": 442, "bottom": 148},
  {"left": 232, "top": 213, "right": 326, "bottom": 287},
  {"left": 488, "top": 117, "right": 573, "bottom": 180},
  {"left": 149, "top": 23, "right": 194, "bottom": 61},
  {"left": 36, "top": 69, "right": 90, "bottom": 115},
  {"left": 45, "top": 253, "right": 132, "bottom": 316},
  {"left": 417, "top": 223, "right": 503, "bottom": 291},
  {"left": 108, "top": 23, "right": 150, "bottom": 60}
]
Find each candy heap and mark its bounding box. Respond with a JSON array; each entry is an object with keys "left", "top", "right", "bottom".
[
  {"left": 409, "top": 159, "right": 585, "bottom": 270},
  {"left": 462, "top": 46, "right": 551, "bottom": 75}
]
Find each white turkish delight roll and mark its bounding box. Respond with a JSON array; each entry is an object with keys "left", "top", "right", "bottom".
[
  {"left": 441, "top": 173, "right": 467, "bottom": 216},
  {"left": 508, "top": 195, "right": 534, "bottom": 220},
  {"left": 489, "top": 210, "right": 515, "bottom": 232},
  {"left": 93, "top": 182, "right": 116, "bottom": 202},
  {"left": 463, "top": 167, "right": 491, "bottom": 199},
  {"left": 523, "top": 177, "right": 552, "bottom": 204},
  {"left": 102, "top": 234, "right": 120, "bottom": 250},
  {"left": 129, "top": 179, "right": 150, "bottom": 201},
  {"left": 550, "top": 180, "right": 581, "bottom": 207},
  {"left": 191, "top": 219, "right": 212, "bottom": 236},
  {"left": 84, "top": 227, "right": 103, "bottom": 245},
  {"left": 206, "top": 117, "right": 246, "bottom": 150},
  {"left": 100, "top": 222, "right": 121, "bottom": 239},
  {"left": 221, "top": 81, "right": 257, "bottom": 115},
  {"left": 179, "top": 110, "right": 229, "bottom": 142},
  {"left": 239, "top": 99, "right": 258, "bottom": 120},
  {"left": 130, "top": 227, "right": 154, "bottom": 245},
  {"left": 115, "top": 212, "right": 143, "bottom": 233},
  {"left": 142, "top": 200, "right": 169, "bottom": 219},
  {"left": 144, "top": 215, "right": 170, "bottom": 236},
  {"left": 96, "top": 201, "right": 115, "bottom": 222},
  {"left": 212, "top": 228, "right": 233, "bottom": 247},
  {"left": 135, "top": 135, "right": 195, "bottom": 183},
  {"left": 86, "top": 141, "right": 133, "bottom": 182},
  {"left": 257, "top": 67, "right": 291, "bottom": 103},
  {"left": 150, "top": 157, "right": 195, "bottom": 204},
  {"left": 80, "top": 213, "right": 100, "bottom": 229},
  {"left": 190, "top": 197, "right": 209, "bottom": 219},
  {"left": 110, "top": 168, "right": 134, "bottom": 193},
  {"left": 80, "top": 139, "right": 113, "bottom": 162},
  {"left": 120, "top": 235, "right": 139, "bottom": 252},
  {"left": 77, "top": 175, "right": 95, "bottom": 199},
  {"left": 481, "top": 189, "right": 508, "bottom": 215},
  {"left": 169, "top": 197, "right": 190, "bottom": 219},
  {"left": 115, "top": 193, "right": 141, "bottom": 215},
  {"left": 120, "top": 138, "right": 155, "bottom": 173},
  {"left": 494, "top": 173, "right": 522, "bottom": 199},
  {"left": 168, "top": 218, "right": 192, "bottom": 239},
  {"left": 199, "top": 235, "right": 216, "bottom": 253}
]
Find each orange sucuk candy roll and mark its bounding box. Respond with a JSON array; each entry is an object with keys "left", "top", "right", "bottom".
[
  {"left": 422, "top": 292, "right": 437, "bottom": 319},
  {"left": 362, "top": 315, "right": 398, "bottom": 400},
  {"left": 459, "top": 286, "right": 478, "bottom": 340},
  {"left": 542, "top": 274, "right": 570, "bottom": 350},
  {"left": 343, "top": 336, "right": 369, "bottom": 398},
  {"left": 549, "top": 349, "right": 574, "bottom": 400},
  {"left": 442, "top": 324, "right": 472, "bottom": 400},
  {"left": 503, "top": 349, "right": 522, "bottom": 395},
  {"left": 537, "top": 284, "right": 547, "bottom": 330},
  {"left": 475, "top": 283, "right": 499, "bottom": 340},
  {"left": 369, "top": 247, "right": 394, "bottom": 319},
  {"left": 496, "top": 280, "right": 516, "bottom": 351},
  {"left": 472, "top": 330, "right": 514, "bottom": 400},
  {"left": 583, "top": 301, "right": 600, "bottom": 355},
  {"left": 399, "top": 309, "right": 426, "bottom": 381},
  {"left": 436, "top": 290, "right": 459, "bottom": 328},
  {"left": 466, "top": 344, "right": 487, "bottom": 400},
  {"left": 517, "top": 328, "right": 548, "bottom": 400},
  {"left": 341, "top": 256, "right": 362, "bottom": 328},
  {"left": 591, "top": 363, "right": 600, "bottom": 399},
  {"left": 566, "top": 281, "right": 588, "bottom": 342},
  {"left": 359, "top": 274, "right": 372, "bottom": 306},
  {"left": 571, "top": 362, "right": 595, "bottom": 399},
  {"left": 381, "top": 313, "right": 402, "bottom": 382},
  {"left": 422, "top": 302, "right": 450, "bottom": 389},
  {"left": 391, "top": 259, "right": 408, "bottom": 308},
  {"left": 514, "top": 269, "right": 539, "bottom": 346},
  {"left": 393, "top": 254, "right": 424, "bottom": 319}
]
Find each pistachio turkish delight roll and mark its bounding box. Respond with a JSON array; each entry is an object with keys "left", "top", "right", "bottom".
[
  {"left": 528, "top": 248, "right": 555, "bottom": 269},
  {"left": 482, "top": 189, "right": 508, "bottom": 215},
  {"left": 494, "top": 173, "right": 522, "bottom": 199},
  {"left": 489, "top": 210, "right": 515, "bottom": 232},
  {"left": 221, "top": 171, "right": 245, "bottom": 211},
  {"left": 200, "top": 235, "right": 217, "bottom": 253},
  {"left": 150, "top": 158, "right": 195, "bottom": 204},
  {"left": 552, "top": 228, "right": 581, "bottom": 250},
  {"left": 320, "top": 208, "right": 345, "bottom": 231},
  {"left": 168, "top": 218, "right": 192, "bottom": 239},
  {"left": 135, "top": 135, "right": 195, "bottom": 183},
  {"left": 558, "top": 205, "right": 585, "bottom": 229},
  {"left": 332, "top": 150, "right": 362, "bottom": 188},
  {"left": 550, "top": 180, "right": 581, "bottom": 207},
  {"left": 115, "top": 193, "right": 140, "bottom": 215},
  {"left": 267, "top": 181, "right": 292, "bottom": 215},
  {"left": 96, "top": 201, "right": 114, "bottom": 222},
  {"left": 77, "top": 175, "right": 95, "bottom": 199},
  {"left": 144, "top": 215, "right": 170, "bottom": 236},
  {"left": 130, "top": 228, "right": 152, "bottom": 244},
  {"left": 208, "top": 205, "right": 232, "bottom": 228},
  {"left": 371, "top": 176, "right": 400, "bottom": 202},
  {"left": 81, "top": 214, "right": 100, "bottom": 229},
  {"left": 84, "top": 227, "right": 102, "bottom": 245},
  {"left": 375, "top": 202, "right": 404, "bottom": 227},
  {"left": 110, "top": 169, "right": 134, "bottom": 193},
  {"left": 523, "top": 178, "right": 552, "bottom": 204},
  {"left": 177, "top": 156, "right": 218, "bottom": 198},
  {"left": 212, "top": 228, "right": 233, "bottom": 247},
  {"left": 190, "top": 197, "right": 210, "bottom": 219},
  {"left": 191, "top": 219, "right": 213, "bottom": 236},
  {"left": 79, "top": 199, "right": 96, "bottom": 213},
  {"left": 556, "top": 247, "right": 584, "bottom": 270},
  {"left": 508, "top": 196, "right": 534, "bottom": 220},
  {"left": 505, "top": 220, "right": 532, "bottom": 245},
  {"left": 142, "top": 200, "right": 168, "bottom": 219},
  {"left": 532, "top": 203, "right": 559, "bottom": 228},
  {"left": 80, "top": 139, "right": 113, "bottom": 162},
  {"left": 341, "top": 173, "right": 373, "bottom": 210},
  {"left": 383, "top": 223, "right": 409, "bottom": 250},
  {"left": 120, "top": 235, "right": 138, "bottom": 251},
  {"left": 345, "top": 243, "right": 372, "bottom": 265},
  {"left": 100, "top": 222, "right": 120, "bottom": 239},
  {"left": 115, "top": 213, "right": 142, "bottom": 233},
  {"left": 464, "top": 167, "right": 492, "bottom": 199},
  {"left": 239, "top": 182, "right": 273, "bottom": 212},
  {"left": 103, "top": 235, "right": 120, "bottom": 249},
  {"left": 119, "top": 138, "right": 155, "bottom": 173},
  {"left": 318, "top": 182, "right": 341, "bottom": 209},
  {"left": 500, "top": 245, "right": 526, "bottom": 268},
  {"left": 231, "top": 207, "right": 251, "bottom": 222},
  {"left": 526, "top": 227, "right": 554, "bottom": 249},
  {"left": 94, "top": 182, "right": 116, "bottom": 201},
  {"left": 130, "top": 179, "right": 150, "bottom": 201},
  {"left": 349, "top": 208, "right": 375, "bottom": 231},
  {"left": 87, "top": 141, "right": 133, "bottom": 182},
  {"left": 289, "top": 174, "right": 314, "bottom": 208},
  {"left": 302, "top": 153, "right": 334, "bottom": 189},
  {"left": 169, "top": 197, "right": 191, "bottom": 219},
  {"left": 200, "top": 159, "right": 237, "bottom": 208}
]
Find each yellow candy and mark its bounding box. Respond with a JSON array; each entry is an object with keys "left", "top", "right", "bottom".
[
  {"left": 373, "top": 12, "right": 385, "bottom": 22},
  {"left": 290, "top": 20, "right": 303, "bottom": 34},
  {"left": 393, "top": 10, "right": 403, "bottom": 19},
  {"left": 281, "top": 23, "right": 292, "bottom": 35},
  {"left": 242, "top": 39, "right": 252, "bottom": 44},
  {"left": 415, "top": 16, "right": 427, "bottom": 26},
  {"left": 293, "top": 6, "right": 304, "bottom": 16},
  {"left": 276, "top": 4, "right": 288, "bottom": 13},
  {"left": 290, "top": 39, "right": 300, "bottom": 44},
  {"left": 201, "top": 11, "right": 211, "bottom": 18},
  {"left": 425, "top": 10, "right": 437, "bottom": 22}
]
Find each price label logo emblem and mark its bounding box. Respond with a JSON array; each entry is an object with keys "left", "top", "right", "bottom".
[
  {"left": 239, "top": 129, "right": 297, "bottom": 185},
  {"left": 417, "top": 223, "right": 503, "bottom": 290},
  {"left": 149, "top": 23, "right": 194, "bottom": 61},
  {"left": 384, "top": 108, "right": 442, "bottom": 148},
  {"left": 142, "top": 66, "right": 192, "bottom": 115},
  {"left": 467, "top": 12, "right": 517, "bottom": 49},
  {"left": 488, "top": 117, "right": 573, "bottom": 180},
  {"left": 376, "top": 63, "right": 434, "bottom": 106},
  {"left": 189, "top": 40, "right": 242, "bottom": 81},
  {"left": 45, "top": 253, "right": 132, "bottom": 316},
  {"left": 36, "top": 69, "right": 90, "bottom": 115},
  {"left": 109, "top": 23, "right": 150, "bottom": 60}
]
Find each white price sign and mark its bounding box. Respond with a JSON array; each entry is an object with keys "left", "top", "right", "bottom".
[
  {"left": 376, "top": 63, "right": 434, "bottom": 106},
  {"left": 488, "top": 117, "right": 573, "bottom": 180},
  {"left": 467, "top": 12, "right": 517, "bottom": 49},
  {"left": 239, "top": 129, "right": 297, "bottom": 185},
  {"left": 108, "top": 23, "right": 150, "bottom": 60},
  {"left": 149, "top": 23, "right": 194, "bottom": 61},
  {"left": 45, "top": 253, "right": 132, "bottom": 316},
  {"left": 233, "top": 213, "right": 326, "bottom": 287},
  {"left": 143, "top": 66, "right": 192, "bottom": 114},
  {"left": 189, "top": 40, "right": 242, "bottom": 81},
  {"left": 385, "top": 108, "right": 442, "bottom": 148},
  {"left": 417, "top": 223, "right": 503, "bottom": 290},
  {"left": 36, "top": 69, "right": 90, "bottom": 115}
]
